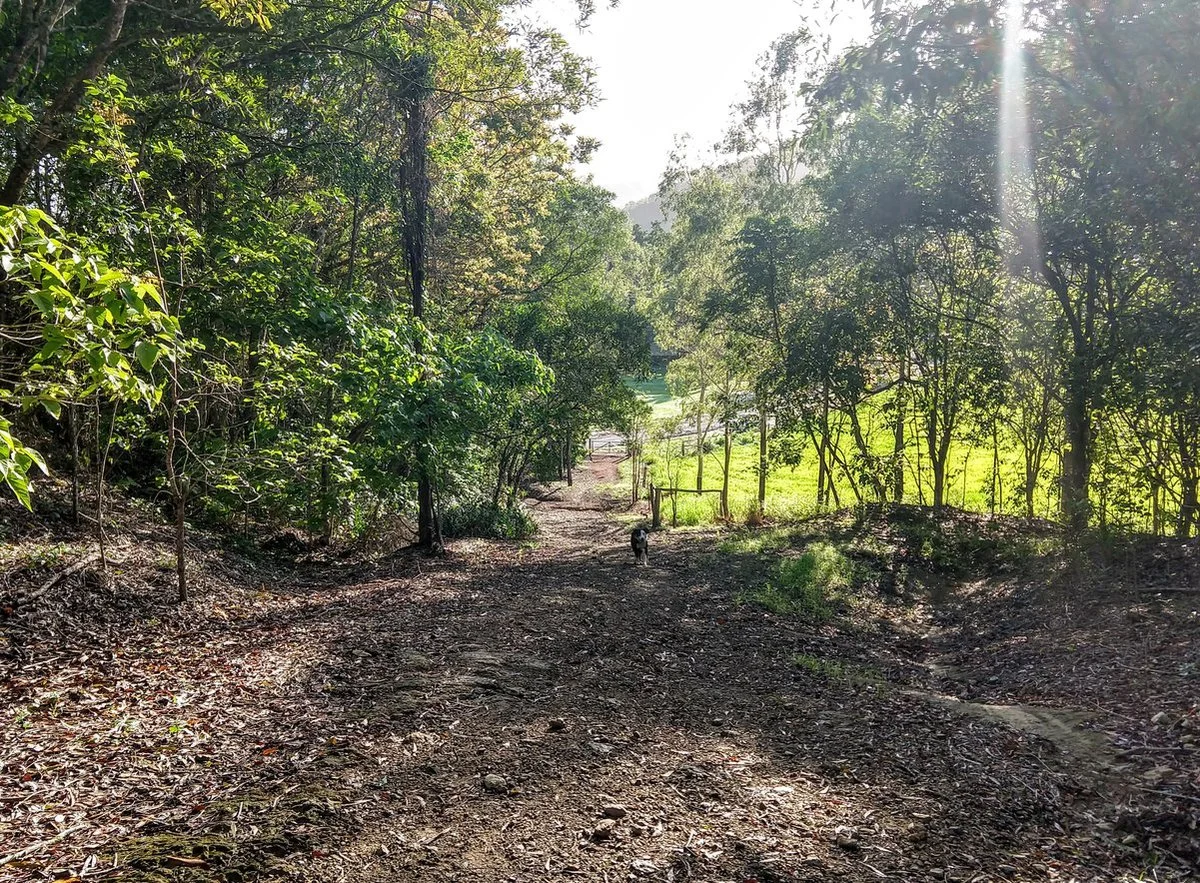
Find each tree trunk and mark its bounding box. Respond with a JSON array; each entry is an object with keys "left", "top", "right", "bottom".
[
  {"left": 893, "top": 364, "right": 906, "bottom": 502},
  {"left": 990, "top": 421, "right": 1000, "bottom": 516},
  {"left": 165, "top": 357, "right": 187, "bottom": 602},
  {"left": 68, "top": 404, "right": 80, "bottom": 527},
  {"left": 758, "top": 409, "right": 768, "bottom": 516},
  {"left": 401, "top": 53, "right": 439, "bottom": 552},
  {"left": 818, "top": 380, "right": 831, "bottom": 507},
  {"left": 1, "top": 0, "right": 131, "bottom": 204},
  {"left": 848, "top": 406, "right": 887, "bottom": 501},
  {"left": 493, "top": 444, "right": 511, "bottom": 509},
  {"left": 320, "top": 384, "right": 334, "bottom": 543},
  {"left": 1061, "top": 359, "right": 1093, "bottom": 532},
  {"left": 1177, "top": 428, "right": 1197, "bottom": 539},
  {"left": 695, "top": 369, "right": 706, "bottom": 492},
  {"left": 565, "top": 424, "right": 574, "bottom": 487},
  {"left": 1024, "top": 450, "right": 1037, "bottom": 519},
  {"left": 722, "top": 420, "right": 732, "bottom": 519}
]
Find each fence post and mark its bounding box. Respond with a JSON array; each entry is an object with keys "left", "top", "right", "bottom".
[{"left": 651, "top": 485, "right": 661, "bottom": 530}]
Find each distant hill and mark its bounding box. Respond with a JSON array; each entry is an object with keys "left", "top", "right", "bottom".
[
  {"left": 622, "top": 192, "right": 669, "bottom": 232},
  {"left": 621, "top": 155, "right": 766, "bottom": 234}
]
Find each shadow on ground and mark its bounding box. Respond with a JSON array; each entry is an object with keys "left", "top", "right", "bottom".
[{"left": 3, "top": 460, "right": 1194, "bottom": 883}]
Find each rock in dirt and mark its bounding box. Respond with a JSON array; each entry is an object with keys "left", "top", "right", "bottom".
[
  {"left": 834, "top": 827, "right": 861, "bottom": 851},
  {"left": 589, "top": 741, "right": 614, "bottom": 757},
  {"left": 547, "top": 718, "right": 567, "bottom": 732},
  {"left": 630, "top": 858, "right": 657, "bottom": 875},
  {"left": 602, "top": 803, "right": 628, "bottom": 820},
  {"left": 482, "top": 773, "right": 508, "bottom": 794},
  {"left": 592, "top": 818, "right": 617, "bottom": 840}
]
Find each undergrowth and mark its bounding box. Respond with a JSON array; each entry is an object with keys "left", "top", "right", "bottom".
[
  {"left": 717, "top": 527, "right": 792, "bottom": 555},
  {"left": 793, "top": 653, "right": 885, "bottom": 689},
  {"left": 741, "top": 541, "right": 854, "bottom": 620},
  {"left": 442, "top": 500, "right": 537, "bottom": 540}
]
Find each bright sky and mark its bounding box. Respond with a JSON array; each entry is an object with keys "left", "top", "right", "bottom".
[{"left": 513, "top": 0, "right": 872, "bottom": 205}]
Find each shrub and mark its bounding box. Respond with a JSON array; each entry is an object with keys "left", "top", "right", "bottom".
[
  {"left": 742, "top": 541, "right": 853, "bottom": 621},
  {"left": 442, "top": 500, "right": 537, "bottom": 540}
]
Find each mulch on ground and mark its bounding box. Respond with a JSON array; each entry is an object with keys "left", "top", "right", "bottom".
[{"left": 2, "top": 459, "right": 1196, "bottom": 882}]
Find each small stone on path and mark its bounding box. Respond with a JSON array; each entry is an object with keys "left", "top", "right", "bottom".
[
  {"left": 602, "top": 803, "right": 627, "bottom": 819},
  {"left": 592, "top": 818, "right": 616, "bottom": 840},
  {"left": 483, "top": 773, "right": 508, "bottom": 794}
]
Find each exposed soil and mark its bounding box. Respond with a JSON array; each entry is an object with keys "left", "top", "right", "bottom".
[{"left": 1, "top": 456, "right": 1197, "bottom": 882}]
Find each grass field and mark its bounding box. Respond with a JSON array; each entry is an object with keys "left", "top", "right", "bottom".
[
  {"left": 625, "top": 375, "right": 682, "bottom": 420},
  {"left": 627, "top": 375, "right": 1067, "bottom": 527}
]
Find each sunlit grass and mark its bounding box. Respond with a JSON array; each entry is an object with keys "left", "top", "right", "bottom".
[
  {"left": 739, "top": 541, "right": 853, "bottom": 621},
  {"left": 623, "top": 373, "right": 1066, "bottom": 526},
  {"left": 717, "top": 527, "right": 792, "bottom": 555},
  {"left": 626, "top": 375, "right": 682, "bottom": 420}
]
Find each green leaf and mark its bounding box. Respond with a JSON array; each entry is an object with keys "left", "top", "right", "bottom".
[
  {"left": 26, "top": 447, "right": 48, "bottom": 475},
  {"left": 135, "top": 341, "right": 162, "bottom": 371},
  {"left": 5, "top": 468, "right": 32, "bottom": 510},
  {"left": 28, "top": 289, "right": 54, "bottom": 314}
]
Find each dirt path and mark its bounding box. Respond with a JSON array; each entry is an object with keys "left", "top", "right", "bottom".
[{"left": 1, "top": 457, "right": 1184, "bottom": 882}]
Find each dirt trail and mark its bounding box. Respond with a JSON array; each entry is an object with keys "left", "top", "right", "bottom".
[
  {"left": 282, "top": 457, "right": 1135, "bottom": 882},
  {"left": 1, "top": 456, "right": 1178, "bottom": 882},
  {"left": 914, "top": 661, "right": 1116, "bottom": 770}
]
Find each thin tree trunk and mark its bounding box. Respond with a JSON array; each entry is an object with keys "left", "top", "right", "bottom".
[
  {"left": 68, "top": 404, "right": 80, "bottom": 527},
  {"left": 722, "top": 420, "right": 732, "bottom": 519},
  {"left": 1177, "top": 429, "right": 1198, "bottom": 539},
  {"left": 848, "top": 405, "right": 887, "bottom": 501},
  {"left": 758, "top": 409, "right": 768, "bottom": 516},
  {"left": 565, "top": 419, "right": 574, "bottom": 487},
  {"left": 990, "top": 421, "right": 1000, "bottom": 516},
  {"left": 1061, "top": 361, "right": 1093, "bottom": 532},
  {"left": 94, "top": 395, "right": 116, "bottom": 577},
  {"left": 318, "top": 384, "right": 337, "bottom": 543},
  {"left": 165, "top": 363, "right": 187, "bottom": 601},
  {"left": 695, "top": 369, "right": 706, "bottom": 492},
  {"left": 893, "top": 363, "right": 906, "bottom": 502},
  {"left": 818, "top": 380, "right": 831, "bottom": 507}
]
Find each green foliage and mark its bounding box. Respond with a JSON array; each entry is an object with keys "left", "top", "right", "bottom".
[
  {"left": 792, "top": 653, "right": 884, "bottom": 689},
  {"left": 0, "top": 414, "right": 46, "bottom": 508},
  {"left": 0, "top": 0, "right": 644, "bottom": 547},
  {"left": 442, "top": 500, "right": 537, "bottom": 541},
  {"left": 742, "top": 541, "right": 853, "bottom": 620},
  {"left": 639, "top": 0, "right": 1200, "bottom": 541},
  {"left": 0, "top": 205, "right": 180, "bottom": 507}
]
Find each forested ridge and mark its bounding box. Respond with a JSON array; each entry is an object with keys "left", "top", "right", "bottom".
[
  {"left": 1, "top": 0, "right": 648, "bottom": 596},
  {"left": 640, "top": 0, "right": 1200, "bottom": 539}
]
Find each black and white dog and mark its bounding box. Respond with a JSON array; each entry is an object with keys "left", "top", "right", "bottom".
[{"left": 631, "top": 527, "right": 650, "bottom": 566}]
